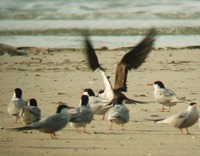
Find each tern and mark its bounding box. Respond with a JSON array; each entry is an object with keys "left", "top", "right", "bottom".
[
  {"left": 7, "top": 88, "right": 27, "bottom": 123},
  {"left": 10, "top": 104, "right": 74, "bottom": 139},
  {"left": 108, "top": 96, "right": 130, "bottom": 131},
  {"left": 83, "top": 88, "right": 113, "bottom": 120},
  {"left": 84, "top": 28, "right": 156, "bottom": 105},
  {"left": 148, "top": 81, "right": 185, "bottom": 112},
  {"left": 20, "top": 98, "right": 41, "bottom": 125},
  {"left": 154, "top": 102, "right": 199, "bottom": 135},
  {"left": 69, "top": 95, "right": 94, "bottom": 133}
]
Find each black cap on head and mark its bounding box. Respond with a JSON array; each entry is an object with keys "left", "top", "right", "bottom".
[
  {"left": 56, "top": 105, "right": 68, "bottom": 113},
  {"left": 81, "top": 95, "right": 89, "bottom": 106},
  {"left": 154, "top": 81, "right": 165, "bottom": 88},
  {"left": 84, "top": 88, "right": 95, "bottom": 96},
  {"left": 15, "top": 88, "right": 22, "bottom": 98},
  {"left": 29, "top": 98, "right": 37, "bottom": 107},
  {"left": 189, "top": 102, "right": 197, "bottom": 106}
]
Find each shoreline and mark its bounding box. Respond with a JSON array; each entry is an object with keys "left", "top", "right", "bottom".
[{"left": 1, "top": 43, "right": 200, "bottom": 56}]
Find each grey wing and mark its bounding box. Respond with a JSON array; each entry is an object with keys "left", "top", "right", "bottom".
[
  {"left": 163, "top": 88, "right": 176, "bottom": 97},
  {"left": 108, "top": 106, "right": 129, "bottom": 122},
  {"left": 70, "top": 108, "right": 93, "bottom": 123},
  {"left": 166, "top": 112, "right": 188, "bottom": 128},
  {"left": 162, "top": 88, "right": 180, "bottom": 103},
  {"left": 69, "top": 107, "right": 80, "bottom": 121},
  {"left": 31, "top": 114, "right": 67, "bottom": 129},
  {"left": 20, "top": 107, "right": 37, "bottom": 125},
  {"left": 95, "top": 102, "right": 113, "bottom": 114},
  {"left": 118, "top": 107, "right": 130, "bottom": 122},
  {"left": 28, "top": 107, "right": 41, "bottom": 121}
]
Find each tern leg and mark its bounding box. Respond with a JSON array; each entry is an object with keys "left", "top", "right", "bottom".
[
  {"left": 101, "top": 115, "right": 105, "bottom": 120},
  {"left": 14, "top": 116, "right": 19, "bottom": 123},
  {"left": 121, "top": 124, "right": 125, "bottom": 131},
  {"left": 180, "top": 128, "right": 191, "bottom": 135},
  {"left": 161, "top": 106, "right": 165, "bottom": 112},
  {"left": 168, "top": 106, "right": 171, "bottom": 112},
  {"left": 109, "top": 122, "right": 113, "bottom": 130},
  {"left": 84, "top": 126, "right": 87, "bottom": 133},
  {"left": 50, "top": 133, "right": 57, "bottom": 139},
  {"left": 84, "top": 125, "right": 90, "bottom": 134},
  {"left": 185, "top": 128, "right": 191, "bottom": 135},
  {"left": 180, "top": 129, "right": 184, "bottom": 135}
]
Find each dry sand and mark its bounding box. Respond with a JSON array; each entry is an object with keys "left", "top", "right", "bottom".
[{"left": 0, "top": 46, "right": 200, "bottom": 156}]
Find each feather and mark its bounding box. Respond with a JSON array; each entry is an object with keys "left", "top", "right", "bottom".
[
  {"left": 119, "top": 28, "right": 156, "bottom": 70},
  {"left": 84, "top": 35, "right": 101, "bottom": 71},
  {"left": 114, "top": 28, "right": 156, "bottom": 91}
]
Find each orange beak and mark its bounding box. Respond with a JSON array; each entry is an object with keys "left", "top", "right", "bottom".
[{"left": 147, "top": 83, "right": 153, "bottom": 86}]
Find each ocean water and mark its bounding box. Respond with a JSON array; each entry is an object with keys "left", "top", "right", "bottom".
[{"left": 0, "top": 0, "right": 200, "bottom": 48}]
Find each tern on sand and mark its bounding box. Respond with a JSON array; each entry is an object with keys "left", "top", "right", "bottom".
[
  {"left": 7, "top": 88, "right": 27, "bottom": 123},
  {"left": 153, "top": 102, "right": 199, "bottom": 135},
  {"left": 69, "top": 95, "right": 94, "bottom": 133},
  {"left": 83, "top": 88, "right": 113, "bottom": 120},
  {"left": 10, "top": 104, "right": 74, "bottom": 139},
  {"left": 148, "top": 81, "right": 186, "bottom": 112},
  {"left": 108, "top": 96, "right": 130, "bottom": 131},
  {"left": 20, "top": 98, "right": 41, "bottom": 125}
]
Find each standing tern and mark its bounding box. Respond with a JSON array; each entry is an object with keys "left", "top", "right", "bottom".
[
  {"left": 7, "top": 88, "right": 27, "bottom": 123},
  {"left": 148, "top": 81, "right": 185, "bottom": 112},
  {"left": 108, "top": 96, "right": 130, "bottom": 131},
  {"left": 154, "top": 102, "right": 199, "bottom": 135},
  {"left": 20, "top": 98, "right": 41, "bottom": 125},
  {"left": 83, "top": 88, "right": 113, "bottom": 120},
  {"left": 10, "top": 104, "right": 74, "bottom": 139},
  {"left": 84, "top": 28, "right": 156, "bottom": 105},
  {"left": 69, "top": 95, "right": 94, "bottom": 133}
]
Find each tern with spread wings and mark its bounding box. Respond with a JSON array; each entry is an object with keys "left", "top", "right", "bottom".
[{"left": 84, "top": 28, "right": 156, "bottom": 106}]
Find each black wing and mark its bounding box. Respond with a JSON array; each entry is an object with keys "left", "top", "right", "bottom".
[
  {"left": 84, "top": 36, "right": 102, "bottom": 71},
  {"left": 114, "top": 28, "right": 156, "bottom": 91},
  {"left": 120, "top": 28, "right": 156, "bottom": 70}
]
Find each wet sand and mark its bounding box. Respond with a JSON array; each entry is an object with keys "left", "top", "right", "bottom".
[{"left": 0, "top": 46, "right": 200, "bottom": 156}]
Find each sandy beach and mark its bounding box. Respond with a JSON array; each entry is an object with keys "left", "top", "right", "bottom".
[{"left": 0, "top": 46, "right": 200, "bottom": 156}]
